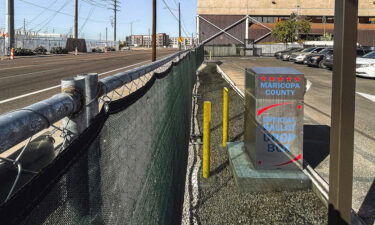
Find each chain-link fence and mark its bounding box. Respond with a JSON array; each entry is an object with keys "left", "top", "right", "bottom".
[
  {"left": 0, "top": 46, "right": 204, "bottom": 224},
  {"left": 203, "top": 43, "right": 303, "bottom": 57}
]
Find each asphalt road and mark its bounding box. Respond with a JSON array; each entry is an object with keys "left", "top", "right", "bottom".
[
  {"left": 218, "top": 57, "right": 375, "bottom": 224},
  {"left": 0, "top": 49, "right": 177, "bottom": 114}
]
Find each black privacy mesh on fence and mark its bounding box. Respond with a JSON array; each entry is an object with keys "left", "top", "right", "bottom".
[{"left": 0, "top": 47, "right": 204, "bottom": 225}]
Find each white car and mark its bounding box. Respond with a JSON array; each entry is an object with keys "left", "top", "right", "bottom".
[
  {"left": 356, "top": 51, "right": 375, "bottom": 78},
  {"left": 289, "top": 47, "right": 325, "bottom": 63}
]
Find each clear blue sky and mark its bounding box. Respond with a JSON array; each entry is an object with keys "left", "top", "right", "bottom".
[{"left": 0, "top": 0, "right": 197, "bottom": 40}]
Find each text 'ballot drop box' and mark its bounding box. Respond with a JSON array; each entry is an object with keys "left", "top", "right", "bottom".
[{"left": 244, "top": 67, "right": 306, "bottom": 170}]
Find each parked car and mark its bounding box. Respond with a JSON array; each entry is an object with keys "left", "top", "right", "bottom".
[
  {"left": 289, "top": 47, "right": 326, "bottom": 63},
  {"left": 280, "top": 48, "right": 304, "bottom": 61},
  {"left": 356, "top": 51, "right": 375, "bottom": 78},
  {"left": 274, "top": 47, "right": 302, "bottom": 59},
  {"left": 305, "top": 48, "right": 333, "bottom": 68},
  {"left": 323, "top": 48, "right": 372, "bottom": 70},
  {"left": 322, "top": 51, "right": 334, "bottom": 69}
]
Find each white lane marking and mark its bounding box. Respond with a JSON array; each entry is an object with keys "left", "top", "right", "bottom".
[
  {"left": 0, "top": 68, "right": 62, "bottom": 80},
  {"left": 356, "top": 92, "right": 375, "bottom": 102},
  {"left": 0, "top": 52, "right": 150, "bottom": 72},
  {"left": 0, "top": 65, "right": 34, "bottom": 71},
  {"left": 0, "top": 85, "right": 61, "bottom": 104},
  {"left": 0, "top": 60, "right": 150, "bottom": 104}
]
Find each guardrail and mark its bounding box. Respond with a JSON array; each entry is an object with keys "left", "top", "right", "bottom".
[{"left": 0, "top": 50, "right": 188, "bottom": 154}]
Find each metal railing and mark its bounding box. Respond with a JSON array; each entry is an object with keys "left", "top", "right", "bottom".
[{"left": 0, "top": 50, "right": 189, "bottom": 154}]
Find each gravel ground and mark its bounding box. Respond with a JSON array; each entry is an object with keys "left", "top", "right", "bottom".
[{"left": 194, "top": 63, "right": 328, "bottom": 225}]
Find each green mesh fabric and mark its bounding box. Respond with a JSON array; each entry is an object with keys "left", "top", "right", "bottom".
[{"left": 5, "top": 46, "right": 204, "bottom": 225}]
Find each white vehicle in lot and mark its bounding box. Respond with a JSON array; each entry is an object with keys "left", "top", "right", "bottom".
[
  {"left": 356, "top": 51, "right": 375, "bottom": 78},
  {"left": 289, "top": 47, "right": 325, "bottom": 63}
]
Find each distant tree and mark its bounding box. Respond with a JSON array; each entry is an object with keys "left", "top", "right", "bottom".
[{"left": 272, "top": 13, "right": 311, "bottom": 44}]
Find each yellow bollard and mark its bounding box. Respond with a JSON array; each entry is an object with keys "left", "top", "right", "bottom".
[
  {"left": 203, "top": 101, "right": 211, "bottom": 179},
  {"left": 222, "top": 87, "right": 229, "bottom": 147}
]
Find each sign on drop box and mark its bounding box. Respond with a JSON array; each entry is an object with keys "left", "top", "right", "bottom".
[{"left": 244, "top": 67, "right": 306, "bottom": 170}]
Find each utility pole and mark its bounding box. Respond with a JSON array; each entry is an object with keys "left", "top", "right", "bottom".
[
  {"left": 192, "top": 32, "right": 194, "bottom": 47},
  {"left": 109, "top": 0, "right": 120, "bottom": 42},
  {"left": 106, "top": 27, "right": 108, "bottom": 42},
  {"left": 114, "top": 4, "right": 117, "bottom": 41},
  {"left": 5, "top": 0, "right": 15, "bottom": 55},
  {"left": 74, "top": 0, "right": 78, "bottom": 38},
  {"left": 148, "top": 28, "right": 150, "bottom": 48},
  {"left": 178, "top": 2, "right": 181, "bottom": 51},
  {"left": 23, "top": 18, "right": 26, "bottom": 35},
  {"left": 152, "top": 0, "right": 157, "bottom": 61},
  {"left": 130, "top": 22, "right": 133, "bottom": 36}
]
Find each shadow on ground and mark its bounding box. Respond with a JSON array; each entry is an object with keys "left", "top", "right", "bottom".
[{"left": 303, "top": 124, "right": 330, "bottom": 168}]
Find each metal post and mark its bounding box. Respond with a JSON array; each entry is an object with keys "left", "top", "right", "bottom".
[
  {"left": 77, "top": 73, "right": 99, "bottom": 127},
  {"left": 203, "top": 101, "right": 211, "bottom": 179},
  {"left": 106, "top": 27, "right": 108, "bottom": 42},
  {"left": 152, "top": 0, "right": 157, "bottom": 61},
  {"left": 245, "top": 17, "right": 249, "bottom": 40},
  {"left": 328, "top": 0, "right": 358, "bottom": 224},
  {"left": 61, "top": 76, "right": 90, "bottom": 217},
  {"left": 5, "top": 0, "right": 15, "bottom": 55},
  {"left": 222, "top": 87, "right": 229, "bottom": 147},
  {"left": 77, "top": 73, "right": 100, "bottom": 217},
  {"left": 74, "top": 0, "right": 78, "bottom": 39},
  {"left": 178, "top": 2, "right": 181, "bottom": 52},
  {"left": 61, "top": 77, "right": 87, "bottom": 140}
]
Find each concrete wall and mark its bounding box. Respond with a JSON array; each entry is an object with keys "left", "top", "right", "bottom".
[{"left": 198, "top": 0, "right": 375, "bottom": 17}]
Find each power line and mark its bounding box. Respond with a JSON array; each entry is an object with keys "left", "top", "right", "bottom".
[
  {"left": 18, "top": 0, "right": 58, "bottom": 30},
  {"left": 32, "top": 0, "right": 71, "bottom": 33},
  {"left": 161, "top": 0, "right": 189, "bottom": 37},
  {"left": 79, "top": 7, "right": 95, "bottom": 35},
  {"left": 17, "top": 0, "right": 109, "bottom": 23},
  {"left": 82, "top": 0, "right": 107, "bottom": 8}
]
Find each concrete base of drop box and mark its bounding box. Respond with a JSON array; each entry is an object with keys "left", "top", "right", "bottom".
[{"left": 227, "top": 142, "right": 311, "bottom": 193}]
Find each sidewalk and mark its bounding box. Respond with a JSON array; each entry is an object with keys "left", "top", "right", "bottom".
[{"left": 184, "top": 63, "right": 327, "bottom": 224}]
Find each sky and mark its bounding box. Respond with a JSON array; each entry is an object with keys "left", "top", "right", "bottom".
[{"left": 0, "top": 0, "right": 197, "bottom": 40}]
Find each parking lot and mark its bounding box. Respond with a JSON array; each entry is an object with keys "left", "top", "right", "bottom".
[{"left": 217, "top": 56, "right": 375, "bottom": 223}]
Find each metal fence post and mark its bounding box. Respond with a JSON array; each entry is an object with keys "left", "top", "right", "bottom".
[
  {"left": 77, "top": 73, "right": 99, "bottom": 127},
  {"left": 77, "top": 73, "right": 101, "bottom": 219},
  {"left": 61, "top": 76, "right": 90, "bottom": 216},
  {"left": 61, "top": 76, "right": 87, "bottom": 141}
]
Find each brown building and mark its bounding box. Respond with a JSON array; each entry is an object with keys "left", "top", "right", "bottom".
[{"left": 197, "top": 0, "right": 375, "bottom": 46}]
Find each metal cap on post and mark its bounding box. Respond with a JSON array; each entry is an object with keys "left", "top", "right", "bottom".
[
  {"left": 61, "top": 76, "right": 87, "bottom": 141},
  {"left": 77, "top": 73, "right": 99, "bottom": 128}
]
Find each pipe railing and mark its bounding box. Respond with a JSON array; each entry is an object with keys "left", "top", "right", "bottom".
[{"left": 0, "top": 49, "right": 191, "bottom": 154}]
